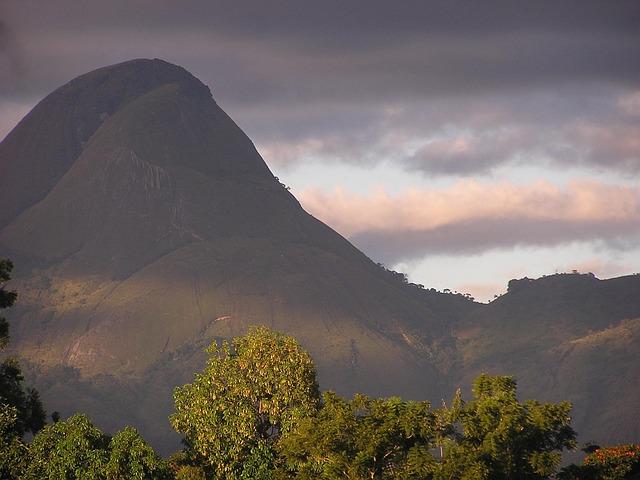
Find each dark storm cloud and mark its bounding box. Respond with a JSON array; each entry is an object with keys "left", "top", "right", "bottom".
[
  {"left": 1, "top": 0, "right": 639, "bottom": 175},
  {"left": 3, "top": 0, "right": 639, "bottom": 97},
  {"left": 0, "top": 7, "right": 24, "bottom": 92}
]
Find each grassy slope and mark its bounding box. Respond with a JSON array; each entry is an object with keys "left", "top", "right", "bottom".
[{"left": 454, "top": 273, "right": 640, "bottom": 446}]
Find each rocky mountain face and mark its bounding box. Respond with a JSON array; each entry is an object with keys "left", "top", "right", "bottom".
[
  {"left": 1, "top": 59, "right": 638, "bottom": 453},
  {"left": 0, "top": 59, "right": 476, "bottom": 452}
]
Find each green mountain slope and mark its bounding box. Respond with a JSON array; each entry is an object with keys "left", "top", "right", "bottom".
[
  {"left": 0, "top": 59, "right": 477, "bottom": 452},
  {"left": 454, "top": 273, "right": 640, "bottom": 446},
  {"left": 1, "top": 59, "right": 637, "bottom": 453}
]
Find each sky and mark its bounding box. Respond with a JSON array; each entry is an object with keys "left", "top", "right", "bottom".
[{"left": 1, "top": 1, "right": 639, "bottom": 301}]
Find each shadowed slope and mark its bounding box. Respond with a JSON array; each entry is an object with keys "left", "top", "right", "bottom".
[{"left": 0, "top": 59, "right": 211, "bottom": 229}]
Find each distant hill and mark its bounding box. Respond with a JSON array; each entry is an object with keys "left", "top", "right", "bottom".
[
  {"left": 1, "top": 59, "right": 637, "bottom": 453},
  {"left": 0, "top": 59, "right": 477, "bottom": 452},
  {"left": 454, "top": 272, "right": 640, "bottom": 447}
]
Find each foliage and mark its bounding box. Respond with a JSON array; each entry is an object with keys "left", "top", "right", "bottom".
[
  {"left": 558, "top": 444, "right": 640, "bottom": 480},
  {"left": 168, "top": 451, "right": 208, "bottom": 479},
  {"left": 24, "top": 413, "right": 110, "bottom": 479},
  {"left": 0, "top": 404, "right": 29, "bottom": 479},
  {"left": 25, "top": 414, "right": 171, "bottom": 479},
  {"left": 435, "top": 374, "right": 576, "bottom": 480},
  {"left": 277, "top": 391, "right": 437, "bottom": 479},
  {"left": 0, "top": 358, "right": 47, "bottom": 436},
  {"left": 170, "top": 326, "right": 320, "bottom": 479},
  {"left": 175, "top": 465, "right": 207, "bottom": 479},
  {"left": 584, "top": 444, "right": 640, "bottom": 479},
  {"left": 106, "top": 426, "right": 172, "bottom": 479},
  {"left": 0, "top": 258, "right": 46, "bottom": 440},
  {"left": 0, "top": 258, "right": 18, "bottom": 349}
]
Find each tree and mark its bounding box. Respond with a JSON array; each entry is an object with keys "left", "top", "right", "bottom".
[
  {"left": 170, "top": 326, "right": 320, "bottom": 479},
  {"left": 0, "top": 259, "right": 46, "bottom": 456},
  {"left": 0, "top": 358, "right": 46, "bottom": 436},
  {"left": 436, "top": 374, "right": 576, "bottom": 480},
  {"left": 25, "top": 414, "right": 170, "bottom": 480},
  {"left": 0, "top": 404, "right": 29, "bottom": 479},
  {"left": 0, "top": 259, "right": 18, "bottom": 349},
  {"left": 558, "top": 444, "right": 640, "bottom": 480},
  {"left": 106, "top": 426, "right": 171, "bottom": 479},
  {"left": 168, "top": 451, "right": 208, "bottom": 480},
  {"left": 277, "top": 391, "right": 438, "bottom": 479},
  {"left": 24, "top": 413, "right": 110, "bottom": 479}
]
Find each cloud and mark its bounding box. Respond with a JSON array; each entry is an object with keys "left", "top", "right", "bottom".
[
  {"left": 618, "top": 91, "right": 640, "bottom": 116},
  {"left": 250, "top": 87, "right": 640, "bottom": 176},
  {"left": 0, "top": 1, "right": 639, "bottom": 178},
  {"left": 572, "top": 123, "right": 640, "bottom": 173},
  {"left": 299, "top": 180, "right": 640, "bottom": 262},
  {"left": 0, "top": 10, "right": 24, "bottom": 91},
  {"left": 406, "top": 128, "right": 534, "bottom": 176}
]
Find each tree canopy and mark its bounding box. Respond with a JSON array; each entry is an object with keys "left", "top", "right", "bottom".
[
  {"left": 437, "top": 374, "right": 576, "bottom": 480},
  {"left": 0, "top": 259, "right": 46, "bottom": 436},
  {"left": 277, "top": 392, "right": 437, "bottom": 479},
  {"left": 170, "top": 326, "right": 320, "bottom": 479},
  {"left": 24, "top": 414, "right": 171, "bottom": 480}
]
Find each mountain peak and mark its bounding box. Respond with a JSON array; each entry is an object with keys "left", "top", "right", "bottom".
[
  {"left": 0, "top": 59, "right": 285, "bottom": 276},
  {"left": 0, "top": 58, "right": 230, "bottom": 229},
  {"left": 66, "top": 58, "right": 211, "bottom": 99}
]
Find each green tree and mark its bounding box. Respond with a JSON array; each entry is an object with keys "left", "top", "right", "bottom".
[
  {"left": 277, "top": 391, "right": 438, "bottom": 479},
  {"left": 0, "top": 258, "right": 46, "bottom": 437},
  {"left": 106, "top": 426, "right": 172, "bottom": 479},
  {"left": 0, "top": 259, "right": 17, "bottom": 349},
  {"left": 168, "top": 451, "right": 207, "bottom": 480},
  {"left": 436, "top": 374, "right": 576, "bottom": 480},
  {"left": 0, "top": 258, "right": 46, "bottom": 479},
  {"left": 170, "top": 326, "right": 320, "bottom": 479},
  {"left": 0, "top": 404, "right": 29, "bottom": 479},
  {"left": 24, "top": 413, "right": 110, "bottom": 479},
  {"left": 0, "top": 359, "right": 46, "bottom": 436},
  {"left": 558, "top": 444, "right": 640, "bottom": 480},
  {"left": 25, "top": 414, "right": 170, "bottom": 480}
]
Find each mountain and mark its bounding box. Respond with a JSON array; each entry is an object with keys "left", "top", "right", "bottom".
[
  {"left": 453, "top": 273, "right": 640, "bottom": 446},
  {"left": 1, "top": 59, "right": 638, "bottom": 454},
  {"left": 0, "top": 59, "right": 477, "bottom": 452}
]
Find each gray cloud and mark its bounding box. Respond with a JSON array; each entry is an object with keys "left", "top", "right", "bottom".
[
  {"left": 3, "top": 1, "right": 639, "bottom": 97},
  {"left": 351, "top": 218, "right": 640, "bottom": 264},
  {"left": 1, "top": 0, "right": 639, "bottom": 175}
]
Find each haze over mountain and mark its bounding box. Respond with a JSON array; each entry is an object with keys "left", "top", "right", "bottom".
[{"left": 0, "top": 59, "right": 638, "bottom": 453}]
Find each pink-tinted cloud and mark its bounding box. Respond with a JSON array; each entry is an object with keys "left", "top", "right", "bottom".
[
  {"left": 301, "top": 180, "right": 640, "bottom": 236},
  {"left": 299, "top": 180, "right": 640, "bottom": 261},
  {"left": 407, "top": 127, "right": 536, "bottom": 175},
  {"left": 618, "top": 91, "right": 640, "bottom": 116},
  {"left": 572, "top": 123, "right": 640, "bottom": 171}
]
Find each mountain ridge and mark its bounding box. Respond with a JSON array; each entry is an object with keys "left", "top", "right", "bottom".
[
  {"left": 1, "top": 59, "right": 478, "bottom": 451},
  {"left": 1, "top": 59, "right": 637, "bottom": 453}
]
